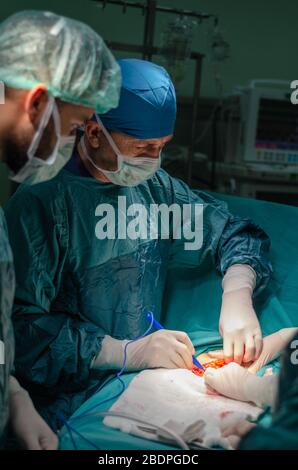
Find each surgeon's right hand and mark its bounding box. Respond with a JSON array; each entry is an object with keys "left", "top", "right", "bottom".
[{"left": 92, "top": 331, "right": 195, "bottom": 371}]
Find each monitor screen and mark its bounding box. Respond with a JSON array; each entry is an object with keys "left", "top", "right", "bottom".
[{"left": 255, "top": 98, "right": 298, "bottom": 151}]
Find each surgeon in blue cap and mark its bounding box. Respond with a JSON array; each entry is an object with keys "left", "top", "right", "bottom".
[{"left": 5, "top": 59, "right": 272, "bottom": 430}]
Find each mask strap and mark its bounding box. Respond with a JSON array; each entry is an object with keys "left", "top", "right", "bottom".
[
  {"left": 80, "top": 134, "right": 123, "bottom": 175},
  {"left": 94, "top": 114, "right": 122, "bottom": 157},
  {"left": 80, "top": 135, "right": 92, "bottom": 163},
  {"left": 44, "top": 100, "right": 61, "bottom": 165},
  {"left": 27, "top": 95, "right": 55, "bottom": 161},
  {"left": 79, "top": 135, "right": 102, "bottom": 173},
  {"left": 27, "top": 96, "right": 61, "bottom": 165}
]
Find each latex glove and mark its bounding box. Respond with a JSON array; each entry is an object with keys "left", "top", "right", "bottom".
[
  {"left": 204, "top": 362, "right": 278, "bottom": 408},
  {"left": 222, "top": 264, "right": 257, "bottom": 294},
  {"left": 92, "top": 330, "right": 195, "bottom": 371},
  {"left": 221, "top": 418, "right": 256, "bottom": 450},
  {"left": 202, "top": 327, "right": 298, "bottom": 372},
  {"left": 9, "top": 377, "right": 58, "bottom": 450},
  {"left": 219, "top": 288, "right": 262, "bottom": 364},
  {"left": 248, "top": 327, "right": 298, "bottom": 373}
]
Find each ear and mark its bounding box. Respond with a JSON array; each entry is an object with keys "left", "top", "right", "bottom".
[
  {"left": 25, "top": 84, "right": 49, "bottom": 128},
  {"left": 85, "top": 121, "right": 102, "bottom": 149}
]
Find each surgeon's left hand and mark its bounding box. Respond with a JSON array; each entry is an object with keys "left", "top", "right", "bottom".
[
  {"left": 9, "top": 381, "right": 58, "bottom": 450},
  {"left": 219, "top": 287, "right": 263, "bottom": 364},
  {"left": 204, "top": 362, "right": 277, "bottom": 408}
]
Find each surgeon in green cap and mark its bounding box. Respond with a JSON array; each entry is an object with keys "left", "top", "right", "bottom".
[
  {"left": 0, "top": 10, "right": 120, "bottom": 449},
  {"left": 0, "top": 10, "right": 120, "bottom": 184}
]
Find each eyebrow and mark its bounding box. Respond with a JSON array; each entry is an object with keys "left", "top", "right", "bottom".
[
  {"left": 134, "top": 140, "right": 166, "bottom": 145},
  {"left": 128, "top": 136, "right": 173, "bottom": 145}
]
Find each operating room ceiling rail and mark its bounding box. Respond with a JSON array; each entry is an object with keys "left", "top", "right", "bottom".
[
  {"left": 92, "top": 0, "right": 219, "bottom": 186},
  {"left": 92, "top": 0, "right": 215, "bottom": 21}
]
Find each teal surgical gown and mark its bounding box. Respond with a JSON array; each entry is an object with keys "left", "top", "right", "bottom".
[
  {"left": 0, "top": 208, "right": 15, "bottom": 444},
  {"left": 4, "top": 157, "right": 272, "bottom": 430}
]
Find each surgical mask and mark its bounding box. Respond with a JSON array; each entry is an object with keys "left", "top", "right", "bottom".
[
  {"left": 10, "top": 95, "right": 61, "bottom": 183},
  {"left": 20, "top": 135, "right": 76, "bottom": 186},
  {"left": 80, "top": 116, "right": 161, "bottom": 187}
]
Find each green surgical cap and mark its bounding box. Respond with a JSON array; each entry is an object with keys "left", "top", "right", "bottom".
[{"left": 0, "top": 10, "right": 121, "bottom": 113}]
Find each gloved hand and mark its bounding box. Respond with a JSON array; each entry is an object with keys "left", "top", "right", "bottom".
[
  {"left": 248, "top": 327, "right": 298, "bottom": 373},
  {"left": 204, "top": 362, "right": 278, "bottom": 408},
  {"left": 9, "top": 377, "right": 58, "bottom": 450},
  {"left": 219, "top": 288, "right": 262, "bottom": 364},
  {"left": 92, "top": 330, "right": 195, "bottom": 371}
]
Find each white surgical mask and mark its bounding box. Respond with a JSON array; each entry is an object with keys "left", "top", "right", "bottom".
[
  {"left": 80, "top": 116, "right": 161, "bottom": 187},
  {"left": 21, "top": 135, "right": 76, "bottom": 185},
  {"left": 10, "top": 95, "right": 61, "bottom": 183}
]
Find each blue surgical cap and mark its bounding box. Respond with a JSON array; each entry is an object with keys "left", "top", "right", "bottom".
[{"left": 99, "top": 59, "right": 177, "bottom": 139}]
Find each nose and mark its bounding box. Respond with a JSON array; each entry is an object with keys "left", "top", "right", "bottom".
[{"left": 146, "top": 147, "right": 161, "bottom": 158}]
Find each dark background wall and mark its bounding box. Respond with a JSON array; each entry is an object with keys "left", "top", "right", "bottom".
[{"left": 1, "top": 0, "right": 297, "bottom": 203}]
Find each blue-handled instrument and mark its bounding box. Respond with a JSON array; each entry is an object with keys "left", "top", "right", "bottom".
[{"left": 146, "top": 312, "right": 205, "bottom": 371}]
